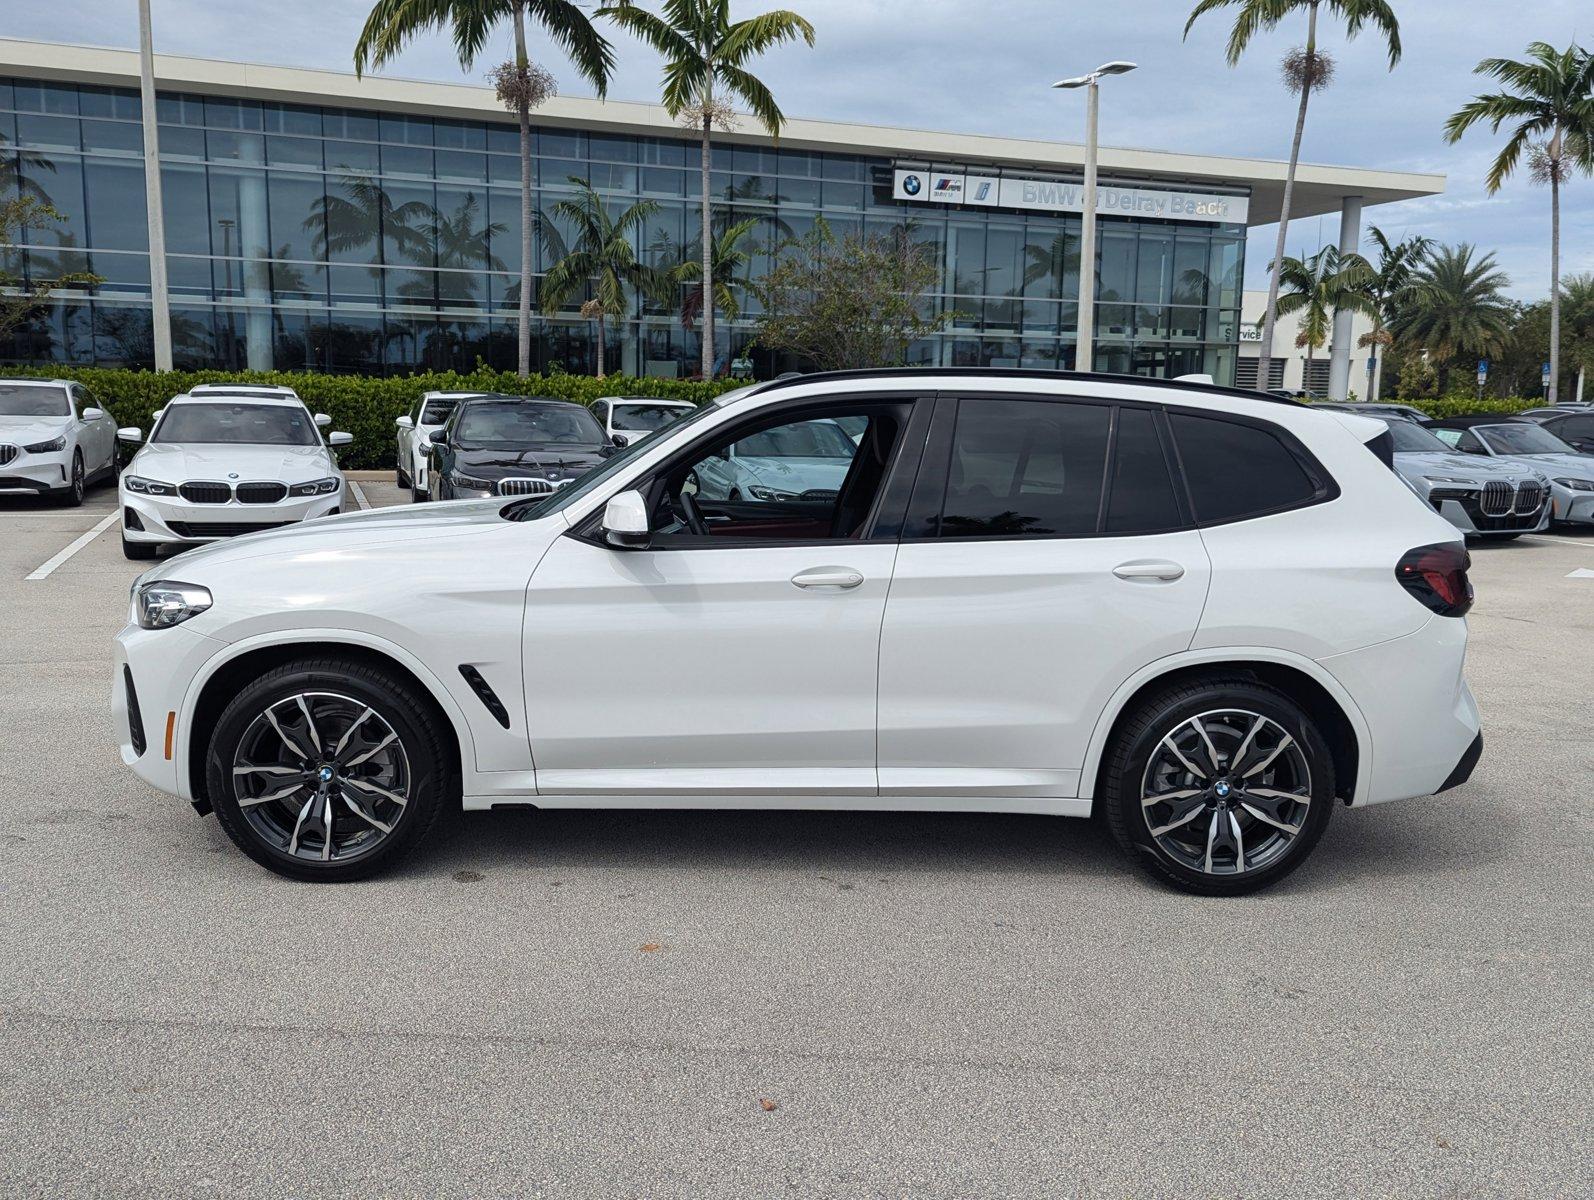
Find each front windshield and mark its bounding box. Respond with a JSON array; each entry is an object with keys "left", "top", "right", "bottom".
[
  {"left": 1477, "top": 424, "right": 1577, "bottom": 456},
  {"left": 457, "top": 402, "right": 604, "bottom": 449},
  {"left": 154, "top": 403, "right": 318, "bottom": 445},
  {"left": 734, "top": 420, "right": 855, "bottom": 458},
  {"left": 508, "top": 399, "right": 724, "bottom": 522},
  {"left": 0, "top": 384, "right": 70, "bottom": 417},
  {"left": 1387, "top": 419, "right": 1453, "bottom": 454},
  {"left": 613, "top": 402, "right": 692, "bottom": 432}
]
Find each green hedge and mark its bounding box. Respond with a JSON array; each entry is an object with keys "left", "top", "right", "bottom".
[
  {"left": 0, "top": 366, "right": 745, "bottom": 470},
  {"left": 1376, "top": 396, "right": 1548, "bottom": 419}
]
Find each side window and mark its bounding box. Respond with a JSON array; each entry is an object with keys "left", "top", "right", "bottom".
[
  {"left": 1455, "top": 430, "right": 1485, "bottom": 454},
  {"left": 1168, "top": 411, "right": 1325, "bottom": 525},
  {"left": 1432, "top": 428, "right": 1463, "bottom": 448},
  {"left": 937, "top": 399, "right": 1110, "bottom": 538},
  {"left": 1558, "top": 416, "right": 1594, "bottom": 440},
  {"left": 591, "top": 401, "right": 608, "bottom": 425},
  {"left": 1105, "top": 407, "right": 1182, "bottom": 534}
]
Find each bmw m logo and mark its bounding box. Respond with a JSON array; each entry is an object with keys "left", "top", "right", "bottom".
[{"left": 902, "top": 174, "right": 921, "bottom": 196}]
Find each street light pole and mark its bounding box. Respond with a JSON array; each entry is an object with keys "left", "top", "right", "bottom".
[
  {"left": 1054, "top": 62, "right": 1135, "bottom": 375},
  {"left": 138, "top": 0, "right": 173, "bottom": 371}
]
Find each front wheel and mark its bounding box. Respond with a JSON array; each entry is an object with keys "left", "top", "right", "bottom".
[
  {"left": 56, "top": 451, "right": 85, "bottom": 507},
  {"left": 1100, "top": 679, "right": 1335, "bottom": 896},
  {"left": 206, "top": 656, "right": 452, "bottom": 882}
]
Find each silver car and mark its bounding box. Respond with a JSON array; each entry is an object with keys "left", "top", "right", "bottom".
[
  {"left": 1385, "top": 419, "right": 1550, "bottom": 539},
  {"left": 691, "top": 418, "right": 856, "bottom": 503},
  {"left": 1427, "top": 421, "right": 1594, "bottom": 528}
]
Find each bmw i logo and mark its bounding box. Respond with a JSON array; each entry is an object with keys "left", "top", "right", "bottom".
[{"left": 902, "top": 174, "right": 922, "bottom": 196}]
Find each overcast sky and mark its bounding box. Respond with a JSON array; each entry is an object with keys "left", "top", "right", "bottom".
[{"left": 10, "top": 0, "right": 1591, "bottom": 298}]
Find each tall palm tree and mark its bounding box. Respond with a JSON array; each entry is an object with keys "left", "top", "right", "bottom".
[
  {"left": 1272, "top": 245, "right": 1374, "bottom": 394},
  {"left": 1185, "top": 0, "right": 1401, "bottom": 391},
  {"left": 1444, "top": 41, "right": 1594, "bottom": 403},
  {"left": 1391, "top": 244, "right": 1514, "bottom": 392},
  {"left": 1560, "top": 272, "right": 1594, "bottom": 401},
  {"left": 601, "top": 0, "right": 815, "bottom": 378},
  {"left": 354, "top": 1, "right": 615, "bottom": 378},
  {"left": 672, "top": 216, "right": 761, "bottom": 333},
  {"left": 1358, "top": 225, "right": 1431, "bottom": 399},
  {"left": 539, "top": 179, "right": 672, "bottom": 376}
]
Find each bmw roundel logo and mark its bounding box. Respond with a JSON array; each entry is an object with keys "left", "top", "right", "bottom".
[
  {"left": 227, "top": 472, "right": 239, "bottom": 479},
  {"left": 902, "top": 174, "right": 922, "bottom": 196}
]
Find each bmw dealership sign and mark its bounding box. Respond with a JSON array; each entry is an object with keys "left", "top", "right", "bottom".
[{"left": 892, "top": 167, "right": 1249, "bottom": 225}]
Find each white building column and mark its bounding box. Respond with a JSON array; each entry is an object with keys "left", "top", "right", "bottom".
[{"left": 1327, "top": 194, "right": 1363, "bottom": 401}]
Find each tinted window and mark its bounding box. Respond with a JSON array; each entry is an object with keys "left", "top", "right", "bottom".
[
  {"left": 456, "top": 402, "right": 604, "bottom": 449},
  {"left": 613, "top": 403, "right": 692, "bottom": 432},
  {"left": 1555, "top": 416, "right": 1594, "bottom": 440},
  {"left": 939, "top": 399, "right": 1110, "bottom": 538},
  {"left": 1476, "top": 424, "right": 1576, "bottom": 456},
  {"left": 1170, "top": 412, "right": 1319, "bottom": 524},
  {"left": 1386, "top": 419, "right": 1453, "bottom": 453},
  {"left": 1105, "top": 407, "right": 1181, "bottom": 534},
  {"left": 154, "top": 403, "right": 318, "bottom": 446},
  {"left": 420, "top": 398, "right": 461, "bottom": 424},
  {"left": 0, "top": 384, "right": 70, "bottom": 417}
]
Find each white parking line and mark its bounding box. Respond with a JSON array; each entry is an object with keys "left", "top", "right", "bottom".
[
  {"left": 350, "top": 481, "right": 370, "bottom": 510},
  {"left": 1568, "top": 568, "right": 1594, "bottom": 580},
  {"left": 25, "top": 512, "right": 118, "bottom": 581},
  {"left": 1521, "top": 534, "right": 1594, "bottom": 548}
]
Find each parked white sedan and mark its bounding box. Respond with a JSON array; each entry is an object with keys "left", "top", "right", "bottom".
[
  {"left": 117, "top": 393, "right": 352, "bottom": 559},
  {"left": 395, "top": 391, "right": 480, "bottom": 501},
  {"left": 590, "top": 396, "right": 697, "bottom": 446},
  {"left": 0, "top": 377, "right": 118, "bottom": 506}
]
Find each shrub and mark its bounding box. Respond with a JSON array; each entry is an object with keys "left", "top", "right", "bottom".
[{"left": 0, "top": 366, "right": 744, "bottom": 469}]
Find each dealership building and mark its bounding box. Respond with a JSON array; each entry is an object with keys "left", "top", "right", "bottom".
[{"left": 0, "top": 39, "right": 1443, "bottom": 387}]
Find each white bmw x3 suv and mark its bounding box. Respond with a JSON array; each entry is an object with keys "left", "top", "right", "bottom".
[
  {"left": 116, "top": 392, "right": 352, "bottom": 559},
  {"left": 112, "top": 370, "right": 1483, "bottom": 895}
]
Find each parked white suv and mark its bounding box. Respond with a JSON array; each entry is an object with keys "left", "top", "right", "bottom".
[
  {"left": 113, "top": 370, "right": 1482, "bottom": 894},
  {"left": 117, "top": 393, "right": 352, "bottom": 559},
  {"left": 0, "top": 378, "right": 118, "bottom": 505}
]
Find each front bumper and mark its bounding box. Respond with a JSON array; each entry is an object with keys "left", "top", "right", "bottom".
[
  {"left": 1431, "top": 494, "right": 1550, "bottom": 536},
  {"left": 0, "top": 451, "right": 70, "bottom": 493},
  {"left": 113, "top": 620, "right": 228, "bottom": 804},
  {"left": 1549, "top": 487, "right": 1594, "bottom": 525},
  {"left": 121, "top": 486, "right": 344, "bottom": 544}
]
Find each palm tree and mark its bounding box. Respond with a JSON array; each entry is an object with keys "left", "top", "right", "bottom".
[
  {"left": 354, "top": 1, "right": 615, "bottom": 378},
  {"left": 600, "top": 0, "right": 815, "bottom": 378},
  {"left": 672, "top": 216, "right": 761, "bottom": 333},
  {"left": 1185, "top": 0, "right": 1401, "bottom": 392},
  {"left": 539, "top": 179, "right": 672, "bottom": 376},
  {"left": 1272, "top": 246, "right": 1374, "bottom": 394},
  {"left": 1560, "top": 272, "right": 1594, "bottom": 401},
  {"left": 1391, "top": 244, "right": 1514, "bottom": 392},
  {"left": 1444, "top": 41, "right": 1594, "bottom": 403},
  {"left": 1358, "top": 225, "right": 1432, "bottom": 399}
]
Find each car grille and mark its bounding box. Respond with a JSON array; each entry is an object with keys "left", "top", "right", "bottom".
[
  {"left": 497, "top": 477, "right": 566, "bottom": 497},
  {"left": 0, "top": 445, "right": 16, "bottom": 467},
  {"left": 178, "top": 481, "right": 232, "bottom": 504},
  {"left": 235, "top": 482, "right": 288, "bottom": 504},
  {"left": 165, "top": 520, "right": 293, "bottom": 539},
  {"left": 1479, "top": 481, "right": 1512, "bottom": 516},
  {"left": 1516, "top": 481, "right": 1546, "bottom": 513}
]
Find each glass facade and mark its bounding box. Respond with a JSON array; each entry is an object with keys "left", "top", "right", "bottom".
[{"left": 0, "top": 76, "right": 1245, "bottom": 381}]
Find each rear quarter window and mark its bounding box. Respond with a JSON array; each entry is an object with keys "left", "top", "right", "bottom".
[{"left": 1168, "top": 411, "right": 1331, "bottom": 525}]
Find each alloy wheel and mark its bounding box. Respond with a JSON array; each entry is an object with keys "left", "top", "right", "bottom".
[
  {"left": 71, "top": 455, "right": 84, "bottom": 502},
  {"left": 1139, "top": 709, "right": 1312, "bottom": 877},
  {"left": 231, "top": 691, "right": 411, "bottom": 864}
]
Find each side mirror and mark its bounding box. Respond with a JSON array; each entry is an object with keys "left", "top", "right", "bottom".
[
  {"left": 395, "top": 415, "right": 414, "bottom": 429},
  {"left": 611, "top": 433, "right": 627, "bottom": 447},
  {"left": 313, "top": 413, "right": 332, "bottom": 428},
  {"left": 429, "top": 430, "right": 449, "bottom": 448},
  {"left": 602, "top": 490, "right": 651, "bottom": 549},
  {"left": 82, "top": 406, "right": 105, "bottom": 421},
  {"left": 117, "top": 426, "right": 143, "bottom": 444},
  {"left": 328, "top": 431, "right": 353, "bottom": 447}
]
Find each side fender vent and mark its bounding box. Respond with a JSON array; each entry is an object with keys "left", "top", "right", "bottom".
[{"left": 458, "top": 665, "right": 511, "bottom": 729}]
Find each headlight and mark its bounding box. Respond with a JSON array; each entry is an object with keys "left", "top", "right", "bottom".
[
  {"left": 449, "top": 470, "right": 494, "bottom": 491},
  {"left": 288, "top": 476, "right": 342, "bottom": 497},
  {"left": 135, "top": 580, "right": 212, "bottom": 629},
  {"left": 124, "top": 475, "right": 178, "bottom": 496},
  {"left": 1553, "top": 477, "right": 1594, "bottom": 492},
  {"left": 24, "top": 434, "right": 67, "bottom": 454},
  {"left": 747, "top": 486, "right": 800, "bottom": 501},
  {"left": 1422, "top": 475, "right": 1479, "bottom": 487}
]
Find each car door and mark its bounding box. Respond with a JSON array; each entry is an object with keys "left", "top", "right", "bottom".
[
  {"left": 72, "top": 385, "right": 112, "bottom": 472},
  {"left": 521, "top": 394, "right": 931, "bottom": 801},
  {"left": 876, "top": 394, "right": 1211, "bottom": 801}
]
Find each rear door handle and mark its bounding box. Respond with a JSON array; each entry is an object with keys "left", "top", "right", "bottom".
[
  {"left": 791, "top": 567, "right": 865, "bottom": 590},
  {"left": 1113, "top": 560, "right": 1185, "bottom": 582}
]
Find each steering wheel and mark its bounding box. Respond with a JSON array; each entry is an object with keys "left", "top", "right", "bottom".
[{"left": 675, "top": 487, "right": 708, "bottom": 536}]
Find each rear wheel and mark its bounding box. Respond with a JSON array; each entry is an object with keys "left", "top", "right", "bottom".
[
  {"left": 1100, "top": 679, "right": 1335, "bottom": 896},
  {"left": 206, "top": 656, "right": 451, "bottom": 882}
]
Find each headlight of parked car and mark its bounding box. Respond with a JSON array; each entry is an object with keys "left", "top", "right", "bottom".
[
  {"left": 24, "top": 434, "right": 67, "bottom": 454},
  {"left": 288, "top": 476, "right": 342, "bottom": 497},
  {"left": 1422, "top": 475, "right": 1479, "bottom": 487},
  {"left": 134, "top": 581, "right": 213, "bottom": 629},
  {"left": 124, "top": 475, "right": 178, "bottom": 496},
  {"left": 747, "top": 486, "right": 801, "bottom": 501},
  {"left": 1552, "top": 477, "right": 1594, "bottom": 492},
  {"left": 449, "top": 470, "right": 494, "bottom": 491}
]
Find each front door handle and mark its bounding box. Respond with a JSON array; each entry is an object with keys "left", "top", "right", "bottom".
[
  {"left": 1113, "top": 560, "right": 1185, "bottom": 582},
  {"left": 791, "top": 567, "right": 865, "bottom": 590}
]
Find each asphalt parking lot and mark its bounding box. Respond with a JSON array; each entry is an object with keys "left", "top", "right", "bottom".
[{"left": 1, "top": 476, "right": 1590, "bottom": 1199}]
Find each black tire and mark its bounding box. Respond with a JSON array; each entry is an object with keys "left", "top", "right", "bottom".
[
  {"left": 1099, "top": 677, "right": 1335, "bottom": 896},
  {"left": 206, "top": 655, "right": 453, "bottom": 882},
  {"left": 122, "top": 535, "right": 157, "bottom": 560},
  {"left": 56, "top": 451, "right": 86, "bottom": 507},
  {"left": 412, "top": 483, "right": 428, "bottom": 503}
]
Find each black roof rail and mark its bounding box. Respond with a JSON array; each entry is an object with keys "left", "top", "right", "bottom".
[{"left": 740, "top": 366, "right": 1306, "bottom": 406}]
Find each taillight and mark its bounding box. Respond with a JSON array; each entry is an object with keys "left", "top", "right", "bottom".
[{"left": 1396, "top": 542, "right": 1473, "bottom": 617}]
